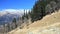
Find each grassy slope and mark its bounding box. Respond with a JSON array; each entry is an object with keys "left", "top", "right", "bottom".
[{"left": 8, "top": 10, "right": 60, "bottom": 34}]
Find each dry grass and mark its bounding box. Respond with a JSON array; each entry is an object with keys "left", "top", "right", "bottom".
[{"left": 8, "top": 10, "right": 60, "bottom": 34}]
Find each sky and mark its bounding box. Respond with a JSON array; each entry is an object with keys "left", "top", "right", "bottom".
[{"left": 0, "top": 0, "right": 37, "bottom": 11}]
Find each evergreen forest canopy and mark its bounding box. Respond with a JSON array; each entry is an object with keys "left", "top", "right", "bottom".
[{"left": 22, "top": 0, "right": 60, "bottom": 22}]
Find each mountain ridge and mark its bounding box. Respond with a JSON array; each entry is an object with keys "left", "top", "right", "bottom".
[{"left": 0, "top": 9, "right": 30, "bottom": 25}]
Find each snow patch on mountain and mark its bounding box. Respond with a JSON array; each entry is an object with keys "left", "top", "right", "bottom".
[{"left": 0, "top": 9, "right": 30, "bottom": 16}]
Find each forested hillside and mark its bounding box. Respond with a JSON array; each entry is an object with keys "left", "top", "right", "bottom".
[
  {"left": 22, "top": 0, "right": 60, "bottom": 22},
  {"left": 0, "top": 0, "right": 60, "bottom": 34}
]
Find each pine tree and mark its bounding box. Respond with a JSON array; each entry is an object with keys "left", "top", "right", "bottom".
[
  {"left": 30, "top": 0, "right": 47, "bottom": 22},
  {"left": 12, "top": 18, "right": 17, "bottom": 28},
  {"left": 29, "top": 0, "right": 59, "bottom": 22}
]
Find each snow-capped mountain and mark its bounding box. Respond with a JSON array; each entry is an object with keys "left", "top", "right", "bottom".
[{"left": 0, "top": 9, "right": 30, "bottom": 25}]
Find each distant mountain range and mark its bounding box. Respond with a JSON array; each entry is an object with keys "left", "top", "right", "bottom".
[{"left": 0, "top": 9, "right": 30, "bottom": 25}]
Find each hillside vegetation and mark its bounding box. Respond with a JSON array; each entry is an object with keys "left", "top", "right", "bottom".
[{"left": 8, "top": 10, "right": 60, "bottom": 34}]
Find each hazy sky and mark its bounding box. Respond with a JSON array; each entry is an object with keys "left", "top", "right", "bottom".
[{"left": 0, "top": 0, "right": 37, "bottom": 10}]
